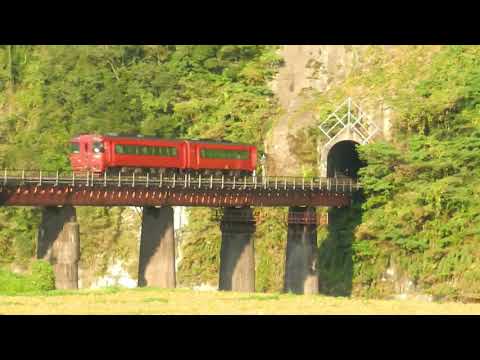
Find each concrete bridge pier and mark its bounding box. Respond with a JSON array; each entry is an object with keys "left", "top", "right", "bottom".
[
  {"left": 37, "top": 206, "right": 80, "bottom": 289},
  {"left": 219, "top": 207, "right": 255, "bottom": 292},
  {"left": 284, "top": 206, "right": 319, "bottom": 294},
  {"left": 138, "top": 206, "right": 176, "bottom": 288}
]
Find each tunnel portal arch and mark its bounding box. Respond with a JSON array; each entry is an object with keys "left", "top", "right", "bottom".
[
  {"left": 326, "top": 140, "right": 365, "bottom": 179},
  {"left": 319, "top": 133, "right": 367, "bottom": 178},
  {"left": 318, "top": 97, "right": 379, "bottom": 177}
]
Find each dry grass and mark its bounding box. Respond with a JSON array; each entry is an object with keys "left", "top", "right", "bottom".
[{"left": 1, "top": 287, "right": 480, "bottom": 315}]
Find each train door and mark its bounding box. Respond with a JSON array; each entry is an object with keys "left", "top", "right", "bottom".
[
  {"left": 81, "top": 138, "right": 91, "bottom": 171},
  {"left": 103, "top": 140, "right": 111, "bottom": 164},
  {"left": 189, "top": 142, "right": 197, "bottom": 170},
  {"left": 181, "top": 140, "right": 192, "bottom": 171}
]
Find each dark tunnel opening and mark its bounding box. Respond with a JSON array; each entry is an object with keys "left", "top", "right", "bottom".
[
  {"left": 326, "top": 140, "right": 365, "bottom": 179},
  {"left": 318, "top": 140, "right": 366, "bottom": 297}
]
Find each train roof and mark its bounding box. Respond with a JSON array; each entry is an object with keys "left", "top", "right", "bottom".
[
  {"left": 186, "top": 139, "right": 253, "bottom": 147},
  {"left": 70, "top": 134, "right": 254, "bottom": 147}
]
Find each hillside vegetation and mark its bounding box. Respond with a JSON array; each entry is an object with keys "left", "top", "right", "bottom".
[
  {"left": 0, "top": 45, "right": 282, "bottom": 280},
  {"left": 2, "top": 45, "right": 480, "bottom": 302},
  {"left": 299, "top": 46, "right": 480, "bottom": 301},
  {"left": 180, "top": 46, "right": 480, "bottom": 302}
]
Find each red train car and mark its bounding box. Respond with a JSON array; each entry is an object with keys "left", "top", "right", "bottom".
[
  {"left": 69, "top": 134, "right": 187, "bottom": 173},
  {"left": 187, "top": 140, "right": 256, "bottom": 175},
  {"left": 69, "top": 134, "right": 257, "bottom": 175}
]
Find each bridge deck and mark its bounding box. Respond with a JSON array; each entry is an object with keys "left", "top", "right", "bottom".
[{"left": 0, "top": 170, "right": 359, "bottom": 207}]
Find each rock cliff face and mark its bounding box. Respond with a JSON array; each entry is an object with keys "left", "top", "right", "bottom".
[
  {"left": 270, "top": 45, "right": 363, "bottom": 110},
  {"left": 265, "top": 45, "right": 393, "bottom": 176},
  {"left": 266, "top": 46, "right": 364, "bottom": 176}
]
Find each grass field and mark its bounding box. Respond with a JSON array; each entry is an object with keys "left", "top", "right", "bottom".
[{"left": 1, "top": 287, "right": 480, "bottom": 314}]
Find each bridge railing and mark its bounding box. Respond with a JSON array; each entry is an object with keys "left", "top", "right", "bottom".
[{"left": 0, "top": 169, "right": 361, "bottom": 193}]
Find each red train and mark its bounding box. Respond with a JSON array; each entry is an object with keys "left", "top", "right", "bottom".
[{"left": 69, "top": 134, "right": 257, "bottom": 176}]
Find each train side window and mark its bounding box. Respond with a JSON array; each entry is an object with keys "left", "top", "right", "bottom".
[
  {"left": 112, "top": 144, "right": 178, "bottom": 157},
  {"left": 169, "top": 147, "right": 177, "bottom": 157},
  {"left": 142, "top": 146, "right": 151, "bottom": 155},
  {"left": 155, "top": 146, "right": 176, "bottom": 157},
  {"left": 200, "top": 148, "right": 249, "bottom": 160},
  {"left": 115, "top": 145, "right": 124, "bottom": 154}
]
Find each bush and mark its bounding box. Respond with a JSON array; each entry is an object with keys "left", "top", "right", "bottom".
[
  {"left": 30, "top": 260, "right": 55, "bottom": 291},
  {"left": 0, "top": 260, "right": 55, "bottom": 294}
]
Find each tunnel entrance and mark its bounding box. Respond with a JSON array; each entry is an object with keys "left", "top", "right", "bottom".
[
  {"left": 319, "top": 140, "right": 366, "bottom": 297},
  {"left": 326, "top": 140, "right": 365, "bottom": 179}
]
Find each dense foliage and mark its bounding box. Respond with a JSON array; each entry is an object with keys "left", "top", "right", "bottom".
[
  {"left": 307, "top": 46, "right": 480, "bottom": 301},
  {"left": 189, "top": 45, "right": 480, "bottom": 300},
  {"left": 0, "top": 45, "right": 282, "bottom": 280},
  {"left": 3, "top": 45, "right": 480, "bottom": 302}
]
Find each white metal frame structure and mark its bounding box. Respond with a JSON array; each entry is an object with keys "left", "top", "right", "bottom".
[{"left": 319, "top": 97, "right": 379, "bottom": 147}]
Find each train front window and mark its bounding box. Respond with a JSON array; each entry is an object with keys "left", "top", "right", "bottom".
[
  {"left": 93, "top": 141, "right": 105, "bottom": 153},
  {"left": 70, "top": 142, "right": 80, "bottom": 154}
]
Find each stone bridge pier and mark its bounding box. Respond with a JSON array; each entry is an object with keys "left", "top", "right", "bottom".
[
  {"left": 217, "top": 206, "right": 321, "bottom": 295},
  {"left": 138, "top": 206, "right": 176, "bottom": 288},
  {"left": 37, "top": 205, "right": 80, "bottom": 289},
  {"left": 37, "top": 205, "right": 178, "bottom": 290},
  {"left": 34, "top": 205, "right": 325, "bottom": 295},
  {"left": 219, "top": 207, "right": 256, "bottom": 292},
  {"left": 284, "top": 206, "right": 319, "bottom": 294}
]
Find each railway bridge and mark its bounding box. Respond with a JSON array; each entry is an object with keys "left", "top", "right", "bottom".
[
  {"left": 0, "top": 170, "right": 359, "bottom": 294},
  {"left": 0, "top": 97, "right": 377, "bottom": 295}
]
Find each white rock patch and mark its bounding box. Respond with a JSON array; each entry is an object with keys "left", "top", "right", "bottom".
[{"left": 90, "top": 260, "right": 137, "bottom": 289}]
